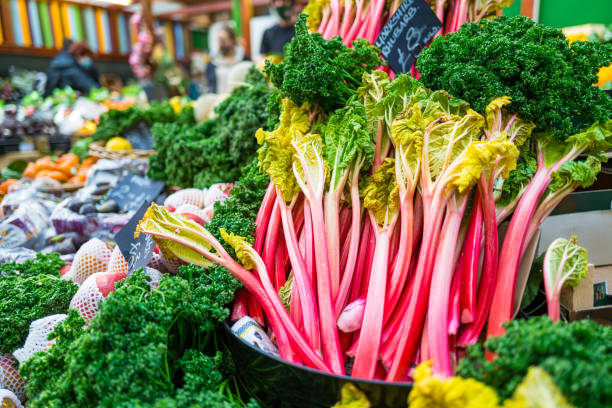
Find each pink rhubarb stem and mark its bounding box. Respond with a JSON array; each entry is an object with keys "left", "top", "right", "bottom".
[
  {"left": 309, "top": 197, "right": 345, "bottom": 374},
  {"left": 385, "top": 190, "right": 446, "bottom": 381},
  {"left": 427, "top": 194, "right": 469, "bottom": 377},
  {"left": 459, "top": 193, "right": 483, "bottom": 323},
  {"left": 263, "top": 201, "right": 281, "bottom": 281},
  {"left": 458, "top": 177, "right": 498, "bottom": 345},
  {"left": 254, "top": 181, "right": 276, "bottom": 253},
  {"left": 352, "top": 223, "right": 393, "bottom": 379},
  {"left": 335, "top": 169, "right": 363, "bottom": 315},
  {"left": 278, "top": 195, "right": 322, "bottom": 354},
  {"left": 448, "top": 261, "right": 461, "bottom": 335},
  {"left": 386, "top": 191, "right": 414, "bottom": 315},
  {"left": 486, "top": 165, "right": 555, "bottom": 340}
]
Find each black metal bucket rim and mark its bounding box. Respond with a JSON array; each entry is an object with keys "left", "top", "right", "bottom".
[{"left": 223, "top": 321, "right": 414, "bottom": 388}]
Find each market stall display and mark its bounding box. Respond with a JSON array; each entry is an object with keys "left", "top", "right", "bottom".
[{"left": 0, "top": 3, "right": 610, "bottom": 407}]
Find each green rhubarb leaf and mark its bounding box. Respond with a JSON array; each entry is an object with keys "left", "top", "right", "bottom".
[
  {"left": 357, "top": 70, "right": 391, "bottom": 137},
  {"left": 448, "top": 135, "right": 519, "bottom": 194},
  {"left": 256, "top": 98, "right": 311, "bottom": 202},
  {"left": 424, "top": 108, "right": 484, "bottom": 183},
  {"left": 507, "top": 366, "right": 575, "bottom": 408},
  {"left": 549, "top": 156, "right": 601, "bottom": 193},
  {"left": 543, "top": 236, "right": 588, "bottom": 292},
  {"left": 219, "top": 228, "right": 255, "bottom": 270},
  {"left": 362, "top": 158, "right": 399, "bottom": 228},
  {"left": 391, "top": 105, "right": 424, "bottom": 191},
  {"left": 292, "top": 132, "right": 329, "bottom": 195},
  {"left": 323, "top": 99, "right": 374, "bottom": 191},
  {"left": 136, "top": 203, "right": 212, "bottom": 267}
]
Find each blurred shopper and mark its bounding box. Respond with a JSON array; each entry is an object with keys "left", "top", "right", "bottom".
[
  {"left": 205, "top": 26, "right": 248, "bottom": 94},
  {"left": 260, "top": 0, "right": 298, "bottom": 56},
  {"left": 44, "top": 40, "right": 100, "bottom": 96}
]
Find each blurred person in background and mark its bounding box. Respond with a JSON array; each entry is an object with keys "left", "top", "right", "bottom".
[
  {"left": 44, "top": 40, "right": 100, "bottom": 96},
  {"left": 205, "top": 25, "right": 248, "bottom": 94},
  {"left": 260, "top": 0, "right": 298, "bottom": 56}
]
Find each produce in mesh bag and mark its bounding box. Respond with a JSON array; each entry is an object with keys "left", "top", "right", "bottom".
[
  {"left": 148, "top": 251, "right": 165, "bottom": 272},
  {"left": 0, "top": 355, "right": 25, "bottom": 402},
  {"left": 164, "top": 188, "right": 207, "bottom": 211},
  {"left": 107, "top": 246, "right": 128, "bottom": 275},
  {"left": 142, "top": 267, "right": 163, "bottom": 289},
  {"left": 66, "top": 238, "right": 112, "bottom": 285},
  {"left": 69, "top": 271, "right": 126, "bottom": 323},
  {"left": 205, "top": 183, "right": 234, "bottom": 207},
  {"left": 160, "top": 252, "right": 186, "bottom": 274},
  {"left": 12, "top": 314, "right": 67, "bottom": 365},
  {"left": 175, "top": 204, "right": 209, "bottom": 225},
  {"left": 0, "top": 389, "right": 23, "bottom": 408}
]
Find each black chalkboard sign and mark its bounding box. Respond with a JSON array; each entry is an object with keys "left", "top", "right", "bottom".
[
  {"left": 107, "top": 174, "right": 165, "bottom": 213},
  {"left": 375, "top": 0, "right": 442, "bottom": 74},
  {"left": 123, "top": 120, "right": 154, "bottom": 150},
  {"left": 115, "top": 200, "right": 156, "bottom": 273}
]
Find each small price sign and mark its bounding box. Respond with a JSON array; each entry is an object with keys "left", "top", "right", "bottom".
[
  {"left": 114, "top": 201, "right": 156, "bottom": 273},
  {"left": 375, "top": 0, "right": 442, "bottom": 74},
  {"left": 107, "top": 174, "right": 165, "bottom": 213}
]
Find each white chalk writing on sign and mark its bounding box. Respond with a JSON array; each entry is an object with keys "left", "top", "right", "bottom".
[{"left": 375, "top": 0, "right": 442, "bottom": 74}]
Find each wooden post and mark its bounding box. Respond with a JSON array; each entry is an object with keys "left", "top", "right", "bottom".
[
  {"left": 240, "top": 0, "right": 253, "bottom": 57},
  {"left": 141, "top": 0, "right": 153, "bottom": 38}
]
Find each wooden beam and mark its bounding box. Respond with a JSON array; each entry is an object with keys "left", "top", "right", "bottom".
[
  {"left": 520, "top": 0, "right": 534, "bottom": 19},
  {"left": 156, "top": 0, "right": 267, "bottom": 18},
  {"left": 240, "top": 0, "right": 252, "bottom": 56}
]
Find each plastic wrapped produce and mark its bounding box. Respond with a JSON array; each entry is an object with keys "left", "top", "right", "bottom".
[
  {"left": 142, "top": 267, "right": 163, "bottom": 289},
  {"left": 0, "top": 389, "right": 23, "bottom": 408},
  {"left": 66, "top": 238, "right": 112, "bottom": 285},
  {"left": 164, "top": 188, "right": 207, "bottom": 211},
  {"left": 12, "top": 314, "right": 67, "bottom": 364},
  {"left": 0, "top": 354, "right": 25, "bottom": 402},
  {"left": 0, "top": 201, "right": 54, "bottom": 250},
  {"left": 69, "top": 271, "right": 126, "bottom": 323},
  {"left": 205, "top": 183, "right": 233, "bottom": 207},
  {"left": 175, "top": 204, "right": 209, "bottom": 225},
  {"left": 0, "top": 248, "right": 36, "bottom": 265},
  {"left": 107, "top": 247, "right": 128, "bottom": 275}
]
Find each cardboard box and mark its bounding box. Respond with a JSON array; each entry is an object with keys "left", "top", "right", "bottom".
[{"left": 561, "top": 264, "right": 612, "bottom": 318}]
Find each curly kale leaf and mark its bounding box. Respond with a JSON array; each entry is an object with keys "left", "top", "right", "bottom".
[
  {"left": 457, "top": 317, "right": 612, "bottom": 408},
  {"left": 417, "top": 16, "right": 612, "bottom": 139},
  {"left": 264, "top": 13, "right": 382, "bottom": 112},
  {"left": 0, "top": 253, "right": 76, "bottom": 353},
  {"left": 206, "top": 159, "right": 270, "bottom": 258},
  {"left": 93, "top": 101, "right": 195, "bottom": 142},
  {"left": 20, "top": 267, "right": 242, "bottom": 408},
  {"left": 147, "top": 67, "right": 274, "bottom": 188}
]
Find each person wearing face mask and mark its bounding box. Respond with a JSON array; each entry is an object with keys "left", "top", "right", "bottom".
[
  {"left": 204, "top": 25, "right": 250, "bottom": 94},
  {"left": 44, "top": 41, "right": 100, "bottom": 97},
  {"left": 260, "top": 0, "right": 297, "bottom": 56}
]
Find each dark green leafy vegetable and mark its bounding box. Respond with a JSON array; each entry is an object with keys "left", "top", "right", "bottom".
[
  {"left": 417, "top": 16, "right": 612, "bottom": 139},
  {"left": 147, "top": 67, "right": 274, "bottom": 188},
  {"left": 20, "top": 267, "right": 251, "bottom": 407},
  {"left": 92, "top": 101, "right": 195, "bottom": 142},
  {"left": 0, "top": 253, "right": 76, "bottom": 353},
  {"left": 264, "top": 13, "right": 383, "bottom": 112},
  {"left": 207, "top": 158, "right": 270, "bottom": 257},
  {"left": 457, "top": 317, "right": 612, "bottom": 408}
]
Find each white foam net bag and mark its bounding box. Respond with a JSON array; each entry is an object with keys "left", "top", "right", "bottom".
[
  {"left": 160, "top": 253, "right": 186, "bottom": 274},
  {"left": 13, "top": 314, "right": 67, "bottom": 365},
  {"left": 0, "top": 355, "right": 25, "bottom": 402},
  {"left": 164, "top": 189, "right": 207, "bottom": 210},
  {"left": 70, "top": 271, "right": 126, "bottom": 323},
  {"left": 175, "top": 204, "right": 210, "bottom": 225},
  {"left": 70, "top": 238, "right": 112, "bottom": 285},
  {"left": 148, "top": 252, "right": 166, "bottom": 272},
  {"left": 107, "top": 247, "right": 128, "bottom": 275},
  {"left": 205, "top": 183, "right": 234, "bottom": 207},
  {"left": 0, "top": 389, "right": 23, "bottom": 408},
  {"left": 143, "top": 267, "right": 163, "bottom": 290}
]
